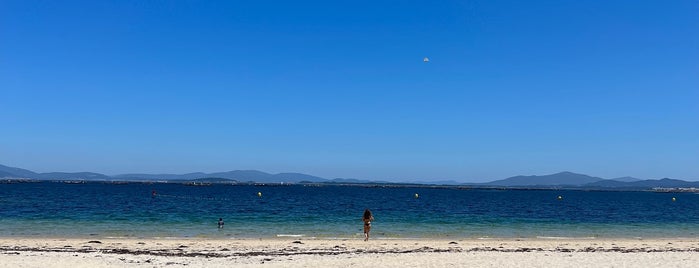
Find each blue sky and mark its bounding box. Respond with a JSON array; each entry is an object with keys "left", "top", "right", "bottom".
[{"left": 1, "top": 0, "right": 697, "bottom": 182}]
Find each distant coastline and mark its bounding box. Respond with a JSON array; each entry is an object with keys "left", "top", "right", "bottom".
[
  {"left": 2, "top": 164, "right": 698, "bottom": 191},
  {"left": 2, "top": 178, "right": 699, "bottom": 193}
]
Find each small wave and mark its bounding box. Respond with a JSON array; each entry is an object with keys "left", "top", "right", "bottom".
[
  {"left": 151, "top": 237, "right": 189, "bottom": 240},
  {"left": 536, "top": 236, "right": 596, "bottom": 240},
  {"left": 276, "top": 234, "right": 305, "bottom": 237}
]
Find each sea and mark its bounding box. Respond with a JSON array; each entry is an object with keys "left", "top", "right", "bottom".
[{"left": 1, "top": 182, "right": 697, "bottom": 239}]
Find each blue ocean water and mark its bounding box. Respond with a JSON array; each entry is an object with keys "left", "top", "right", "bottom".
[{"left": 1, "top": 182, "right": 697, "bottom": 239}]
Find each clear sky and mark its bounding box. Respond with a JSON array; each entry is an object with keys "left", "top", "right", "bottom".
[{"left": 1, "top": 0, "right": 697, "bottom": 182}]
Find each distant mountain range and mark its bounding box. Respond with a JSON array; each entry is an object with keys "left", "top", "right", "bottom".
[
  {"left": 1, "top": 164, "right": 698, "bottom": 190},
  {"left": 476, "top": 171, "right": 699, "bottom": 189},
  {"left": 0, "top": 164, "right": 325, "bottom": 183},
  {"left": 483, "top": 171, "right": 604, "bottom": 186}
]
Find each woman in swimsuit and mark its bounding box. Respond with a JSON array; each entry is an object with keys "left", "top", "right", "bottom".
[{"left": 362, "top": 209, "right": 374, "bottom": 241}]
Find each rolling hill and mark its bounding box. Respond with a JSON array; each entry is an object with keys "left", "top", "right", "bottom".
[
  {"left": 1, "top": 163, "right": 697, "bottom": 189},
  {"left": 484, "top": 171, "right": 604, "bottom": 186}
]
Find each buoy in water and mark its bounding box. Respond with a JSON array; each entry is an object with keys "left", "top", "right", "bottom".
[
  {"left": 257, "top": 192, "right": 262, "bottom": 198},
  {"left": 672, "top": 197, "right": 676, "bottom": 202},
  {"left": 414, "top": 193, "right": 419, "bottom": 199},
  {"left": 557, "top": 195, "right": 563, "bottom": 200}
]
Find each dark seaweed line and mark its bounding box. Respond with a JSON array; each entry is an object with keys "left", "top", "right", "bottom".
[
  {"left": 1, "top": 246, "right": 698, "bottom": 258},
  {"left": 0, "top": 246, "right": 456, "bottom": 257},
  {"left": 465, "top": 247, "right": 699, "bottom": 253}
]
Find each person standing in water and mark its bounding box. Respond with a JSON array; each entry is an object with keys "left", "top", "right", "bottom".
[
  {"left": 218, "top": 218, "right": 224, "bottom": 228},
  {"left": 362, "top": 209, "right": 374, "bottom": 241}
]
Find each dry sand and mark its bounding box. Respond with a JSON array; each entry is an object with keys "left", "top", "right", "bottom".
[{"left": 1, "top": 237, "right": 698, "bottom": 267}]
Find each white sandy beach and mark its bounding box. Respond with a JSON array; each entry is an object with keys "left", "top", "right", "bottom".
[{"left": 1, "top": 238, "right": 697, "bottom": 267}]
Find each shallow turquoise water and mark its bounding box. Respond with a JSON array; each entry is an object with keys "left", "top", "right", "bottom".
[{"left": 1, "top": 182, "right": 697, "bottom": 238}]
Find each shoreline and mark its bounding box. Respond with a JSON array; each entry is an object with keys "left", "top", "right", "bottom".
[
  {"left": 2, "top": 237, "right": 698, "bottom": 267},
  {"left": 2, "top": 232, "right": 698, "bottom": 240}
]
